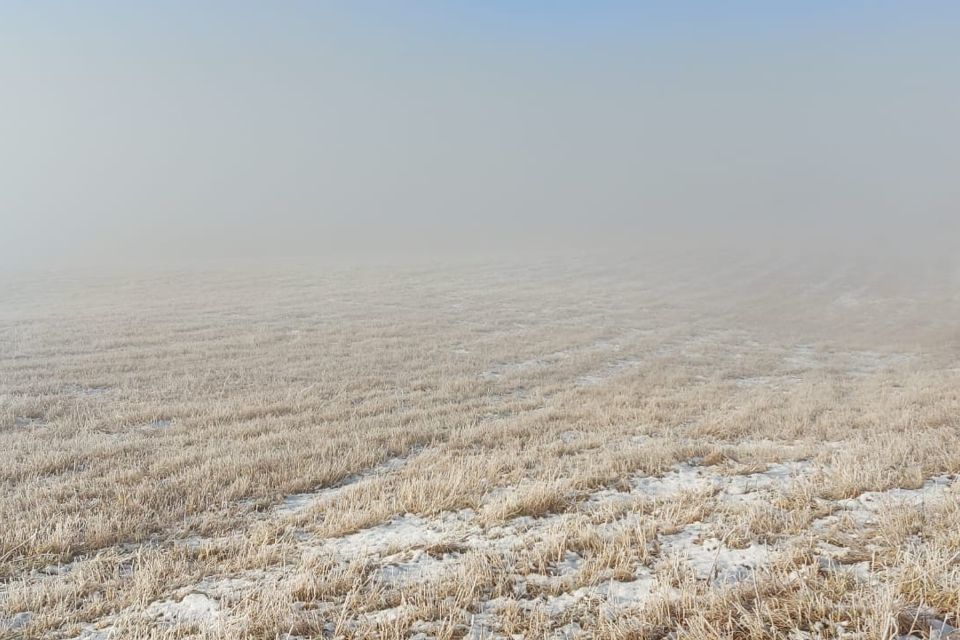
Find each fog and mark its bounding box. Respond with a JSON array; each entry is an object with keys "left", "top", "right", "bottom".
[{"left": 2, "top": 2, "right": 959, "bottom": 271}]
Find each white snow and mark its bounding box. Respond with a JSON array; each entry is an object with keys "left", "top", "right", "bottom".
[
  {"left": 660, "top": 523, "right": 771, "bottom": 583},
  {"left": 147, "top": 592, "right": 221, "bottom": 628},
  {"left": 275, "top": 454, "right": 411, "bottom": 515},
  {"left": 375, "top": 549, "right": 451, "bottom": 585},
  {"left": 814, "top": 475, "right": 956, "bottom": 532},
  {"left": 1, "top": 612, "right": 32, "bottom": 632},
  {"left": 61, "top": 454, "right": 954, "bottom": 637}
]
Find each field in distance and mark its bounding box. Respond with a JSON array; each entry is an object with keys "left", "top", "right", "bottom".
[{"left": 1, "top": 253, "right": 959, "bottom": 639}]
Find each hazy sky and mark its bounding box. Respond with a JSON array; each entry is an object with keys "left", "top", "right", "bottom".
[{"left": 2, "top": 2, "right": 958, "bottom": 269}]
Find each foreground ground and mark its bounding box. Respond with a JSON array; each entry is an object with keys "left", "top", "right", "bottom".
[{"left": 1, "top": 252, "right": 959, "bottom": 639}]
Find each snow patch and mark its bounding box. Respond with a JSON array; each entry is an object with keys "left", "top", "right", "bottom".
[
  {"left": 329, "top": 514, "right": 448, "bottom": 557},
  {"left": 363, "top": 604, "right": 416, "bottom": 626},
  {"left": 147, "top": 592, "right": 221, "bottom": 628},
  {"left": 814, "top": 475, "right": 956, "bottom": 531},
  {"left": 661, "top": 523, "right": 771, "bottom": 583},
  {"left": 544, "top": 572, "right": 657, "bottom": 615},
  {"left": 276, "top": 454, "right": 411, "bottom": 515},
  {"left": 1, "top": 612, "right": 32, "bottom": 632},
  {"left": 375, "top": 549, "right": 453, "bottom": 585}
]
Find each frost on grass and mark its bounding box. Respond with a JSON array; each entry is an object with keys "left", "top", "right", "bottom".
[
  {"left": 575, "top": 358, "right": 642, "bottom": 387},
  {"left": 3, "top": 258, "right": 959, "bottom": 638}
]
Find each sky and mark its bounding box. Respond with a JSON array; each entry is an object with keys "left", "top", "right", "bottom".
[{"left": 1, "top": 1, "right": 958, "bottom": 269}]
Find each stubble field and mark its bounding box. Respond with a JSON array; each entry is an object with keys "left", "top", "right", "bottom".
[{"left": 1, "top": 253, "right": 959, "bottom": 639}]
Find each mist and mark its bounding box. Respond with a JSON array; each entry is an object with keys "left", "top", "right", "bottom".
[
  {"left": 7, "top": 5, "right": 960, "bottom": 633},
  {"left": 2, "top": 1, "right": 959, "bottom": 270}
]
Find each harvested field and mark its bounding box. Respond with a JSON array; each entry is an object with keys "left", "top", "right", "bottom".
[{"left": 2, "top": 253, "right": 959, "bottom": 639}]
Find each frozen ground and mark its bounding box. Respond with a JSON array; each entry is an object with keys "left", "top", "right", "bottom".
[{"left": 1, "top": 254, "right": 959, "bottom": 638}]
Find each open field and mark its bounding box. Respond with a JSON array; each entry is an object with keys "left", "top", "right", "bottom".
[{"left": 2, "top": 253, "right": 959, "bottom": 639}]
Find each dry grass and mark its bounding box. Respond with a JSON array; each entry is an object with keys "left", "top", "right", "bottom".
[{"left": 1, "top": 253, "right": 959, "bottom": 639}]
